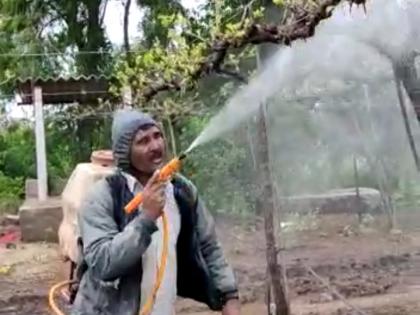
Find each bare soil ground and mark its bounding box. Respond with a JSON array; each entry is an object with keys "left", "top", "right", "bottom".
[{"left": 1, "top": 211, "right": 420, "bottom": 315}]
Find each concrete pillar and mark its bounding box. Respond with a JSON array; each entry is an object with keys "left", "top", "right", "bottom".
[{"left": 33, "top": 86, "right": 48, "bottom": 201}]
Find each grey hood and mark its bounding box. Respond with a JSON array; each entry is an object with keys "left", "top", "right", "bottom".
[{"left": 111, "top": 109, "right": 158, "bottom": 171}]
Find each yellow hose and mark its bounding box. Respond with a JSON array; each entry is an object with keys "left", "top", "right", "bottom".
[
  {"left": 48, "top": 280, "right": 76, "bottom": 315},
  {"left": 49, "top": 212, "right": 170, "bottom": 315},
  {"left": 139, "top": 211, "right": 169, "bottom": 315}
]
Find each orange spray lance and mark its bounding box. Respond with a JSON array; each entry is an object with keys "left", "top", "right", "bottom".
[{"left": 124, "top": 152, "right": 187, "bottom": 214}]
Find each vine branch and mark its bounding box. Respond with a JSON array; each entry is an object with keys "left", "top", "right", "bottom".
[{"left": 141, "top": 0, "right": 367, "bottom": 102}]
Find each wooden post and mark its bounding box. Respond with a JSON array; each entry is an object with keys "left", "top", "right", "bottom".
[
  {"left": 393, "top": 67, "right": 420, "bottom": 172},
  {"left": 362, "top": 84, "right": 396, "bottom": 229},
  {"left": 33, "top": 86, "right": 48, "bottom": 201},
  {"left": 122, "top": 86, "right": 133, "bottom": 108},
  {"left": 166, "top": 117, "right": 177, "bottom": 156},
  {"left": 255, "top": 47, "right": 289, "bottom": 315},
  {"left": 256, "top": 102, "right": 289, "bottom": 315},
  {"left": 353, "top": 156, "right": 362, "bottom": 223},
  {"left": 393, "top": 55, "right": 420, "bottom": 124}
]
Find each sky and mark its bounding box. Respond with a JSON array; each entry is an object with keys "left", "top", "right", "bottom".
[{"left": 104, "top": 0, "right": 204, "bottom": 45}]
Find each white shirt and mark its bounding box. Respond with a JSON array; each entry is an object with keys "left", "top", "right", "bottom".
[{"left": 123, "top": 172, "right": 181, "bottom": 315}]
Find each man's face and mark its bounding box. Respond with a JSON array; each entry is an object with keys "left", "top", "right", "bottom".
[{"left": 130, "top": 125, "right": 166, "bottom": 175}]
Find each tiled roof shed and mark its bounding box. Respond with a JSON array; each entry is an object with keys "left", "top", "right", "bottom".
[
  {"left": 15, "top": 74, "right": 116, "bottom": 105},
  {"left": 12, "top": 74, "right": 123, "bottom": 202}
]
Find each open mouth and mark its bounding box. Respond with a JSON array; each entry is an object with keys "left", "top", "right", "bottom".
[{"left": 151, "top": 155, "right": 163, "bottom": 165}]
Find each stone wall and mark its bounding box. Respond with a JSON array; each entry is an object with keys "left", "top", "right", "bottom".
[{"left": 280, "top": 187, "right": 382, "bottom": 215}]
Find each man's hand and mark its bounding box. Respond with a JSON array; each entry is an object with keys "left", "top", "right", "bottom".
[
  {"left": 222, "top": 299, "right": 240, "bottom": 315},
  {"left": 142, "top": 170, "right": 166, "bottom": 220}
]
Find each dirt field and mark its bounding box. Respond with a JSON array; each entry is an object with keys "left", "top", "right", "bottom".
[{"left": 1, "top": 211, "right": 420, "bottom": 315}]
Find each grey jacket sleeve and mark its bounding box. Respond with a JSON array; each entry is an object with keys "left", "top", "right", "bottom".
[
  {"left": 195, "top": 196, "right": 239, "bottom": 301},
  {"left": 78, "top": 179, "right": 157, "bottom": 281}
]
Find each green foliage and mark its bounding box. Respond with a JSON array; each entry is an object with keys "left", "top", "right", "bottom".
[
  {"left": 0, "top": 117, "right": 107, "bottom": 206},
  {"left": 114, "top": 31, "right": 207, "bottom": 104},
  {"left": 0, "top": 171, "right": 23, "bottom": 199},
  {"left": 139, "top": 0, "right": 187, "bottom": 47},
  {"left": 178, "top": 114, "right": 255, "bottom": 215},
  {"left": 0, "top": 0, "right": 112, "bottom": 93},
  {"left": 0, "top": 122, "right": 36, "bottom": 179},
  {"left": 273, "top": 0, "right": 284, "bottom": 5},
  {"left": 394, "top": 178, "right": 420, "bottom": 209},
  {"left": 112, "top": 0, "right": 261, "bottom": 119},
  {"left": 0, "top": 171, "right": 23, "bottom": 214},
  {"left": 0, "top": 0, "right": 115, "bottom": 206}
]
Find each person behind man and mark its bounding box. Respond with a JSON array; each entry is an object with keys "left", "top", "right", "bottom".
[{"left": 72, "top": 109, "right": 240, "bottom": 315}]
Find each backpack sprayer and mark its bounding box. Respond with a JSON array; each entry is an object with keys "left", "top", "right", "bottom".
[{"left": 48, "top": 153, "right": 188, "bottom": 315}]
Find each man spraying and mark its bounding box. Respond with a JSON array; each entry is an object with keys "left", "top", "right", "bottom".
[{"left": 72, "top": 109, "right": 240, "bottom": 315}]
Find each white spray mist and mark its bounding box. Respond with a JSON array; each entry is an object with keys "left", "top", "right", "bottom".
[{"left": 186, "top": 0, "right": 420, "bottom": 154}]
